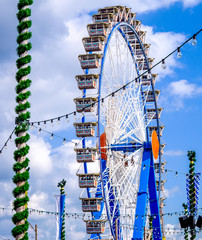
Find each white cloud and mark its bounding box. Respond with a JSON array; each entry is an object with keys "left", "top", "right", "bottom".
[
  {"left": 29, "top": 192, "right": 50, "bottom": 210},
  {"left": 169, "top": 79, "right": 202, "bottom": 97},
  {"left": 142, "top": 25, "right": 185, "bottom": 79},
  {"left": 38, "top": 0, "right": 202, "bottom": 17},
  {"left": 164, "top": 150, "right": 186, "bottom": 156},
  {"left": 28, "top": 135, "right": 53, "bottom": 176},
  {"left": 161, "top": 79, "right": 202, "bottom": 110},
  {"left": 164, "top": 186, "right": 179, "bottom": 198}
]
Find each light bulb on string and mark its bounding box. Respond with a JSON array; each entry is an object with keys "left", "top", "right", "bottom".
[
  {"left": 51, "top": 119, "right": 54, "bottom": 127},
  {"left": 0, "top": 151, "right": 2, "bottom": 156},
  {"left": 31, "top": 123, "right": 34, "bottom": 130},
  {"left": 66, "top": 115, "right": 69, "bottom": 123},
  {"left": 74, "top": 111, "right": 77, "bottom": 120},
  {"left": 43, "top": 121, "right": 46, "bottom": 128},
  {"left": 192, "top": 35, "right": 197, "bottom": 46},
  {"left": 4, "top": 143, "right": 7, "bottom": 149},
  {"left": 101, "top": 98, "right": 104, "bottom": 106},
  {"left": 50, "top": 133, "right": 54, "bottom": 140},
  {"left": 177, "top": 48, "right": 182, "bottom": 58},
  {"left": 63, "top": 138, "right": 66, "bottom": 145},
  {"left": 162, "top": 59, "right": 166, "bottom": 69},
  {"left": 147, "top": 69, "right": 152, "bottom": 79},
  {"left": 38, "top": 128, "right": 41, "bottom": 135},
  {"left": 57, "top": 117, "right": 60, "bottom": 125}
]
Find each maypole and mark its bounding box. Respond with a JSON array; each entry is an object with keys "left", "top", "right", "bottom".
[
  {"left": 12, "top": 0, "right": 33, "bottom": 239},
  {"left": 187, "top": 151, "right": 197, "bottom": 240},
  {"left": 182, "top": 203, "right": 189, "bottom": 240},
  {"left": 57, "top": 179, "right": 66, "bottom": 240}
]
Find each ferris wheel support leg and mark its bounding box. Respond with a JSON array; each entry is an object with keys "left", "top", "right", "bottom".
[
  {"left": 132, "top": 147, "right": 152, "bottom": 240},
  {"left": 148, "top": 155, "right": 162, "bottom": 239}
]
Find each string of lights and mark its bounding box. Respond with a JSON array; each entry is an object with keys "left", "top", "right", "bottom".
[
  {"left": 0, "top": 207, "right": 201, "bottom": 219},
  {"left": 28, "top": 28, "right": 202, "bottom": 126},
  {"left": 0, "top": 128, "right": 15, "bottom": 156},
  {"left": 30, "top": 123, "right": 78, "bottom": 145},
  {"left": 0, "top": 125, "right": 201, "bottom": 176}
]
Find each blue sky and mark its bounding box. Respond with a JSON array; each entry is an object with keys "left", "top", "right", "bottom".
[{"left": 0, "top": 0, "right": 202, "bottom": 239}]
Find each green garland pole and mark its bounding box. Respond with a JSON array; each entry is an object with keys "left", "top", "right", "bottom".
[
  {"left": 12, "top": 1, "right": 33, "bottom": 239},
  {"left": 187, "top": 151, "right": 196, "bottom": 240},
  {"left": 57, "top": 179, "right": 66, "bottom": 240},
  {"left": 182, "top": 203, "right": 189, "bottom": 240}
]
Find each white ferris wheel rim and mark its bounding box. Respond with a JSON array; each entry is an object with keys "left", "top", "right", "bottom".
[{"left": 96, "top": 22, "right": 151, "bottom": 239}]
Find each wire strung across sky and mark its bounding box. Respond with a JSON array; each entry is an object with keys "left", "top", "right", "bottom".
[
  {"left": 0, "top": 206, "right": 201, "bottom": 219},
  {"left": 0, "top": 124, "right": 201, "bottom": 176},
  {"left": 28, "top": 27, "right": 202, "bottom": 125},
  {"left": 0, "top": 27, "right": 202, "bottom": 175}
]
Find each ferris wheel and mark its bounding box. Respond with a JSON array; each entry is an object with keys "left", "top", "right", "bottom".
[{"left": 74, "top": 6, "right": 166, "bottom": 240}]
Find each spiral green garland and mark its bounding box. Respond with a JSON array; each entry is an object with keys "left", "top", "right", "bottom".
[
  {"left": 58, "top": 179, "right": 66, "bottom": 240},
  {"left": 12, "top": 0, "right": 33, "bottom": 239},
  {"left": 187, "top": 151, "right": 196, "bottom": 240},
  {"left": 182, "top": 203, "right": 189, "bottom": 240}
]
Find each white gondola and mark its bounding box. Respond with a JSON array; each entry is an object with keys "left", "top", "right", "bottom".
[
  {"left": 73, "top": 122, "right": 97, "bottom": 137},
  {"left": 77, "top": 173, "right": 99, "bottom": 188},
  {"left": 74, "top": 147, "right": 97, "bottom": 163},
  {"left": 148, "top": 126, "right": 165, "bottom": 137},
  {"left": 87, "top": 23, "right": 109, "bottom": 37},
  {"left": 78, "top": 54, "right": 102, "bottom": 69},
  {"left": 92, "top": 13, "right": 114, "bottom": 24},
  {"left": 136, "top": 58, "right": 154, "bottom": 70},
  {"left": 75, "top": 74, "right": 98, "bottom": 90},
  {"left": 140, "top": 73, "right": 157, "bottom": 86},
  {"left": 80, "top": 197, "right": 102, "bottom": 212},
  {"left": 85, "top": 220, "right": 106, "bottom": 234},
  {"left": 82, "top": 36, "right": 105, "bottom": 52},
  {"left": 146, "top": 107, "right": 163, "bottom": 120},
  {"left": 144, "top": 90, "right": 160, "bottom": 102},
  {"left": 74, "top": 97, "right": 97, "bottom": 113}
]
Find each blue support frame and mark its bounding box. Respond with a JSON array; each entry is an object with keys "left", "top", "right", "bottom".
[{"left": 132, "top": 142, "right": 162, "bottom": 240}]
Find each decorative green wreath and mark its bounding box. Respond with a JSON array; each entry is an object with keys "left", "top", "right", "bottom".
[{"left": 12, "top": 0, "right": 33, "bottom": 239}]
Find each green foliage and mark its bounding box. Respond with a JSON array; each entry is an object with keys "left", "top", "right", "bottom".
[
  {"left": 16, "top": 91, "right": 31, "bottom": 102},
  {"left": 15, "top": 102, "right": 31, "bottom": 114},
  {"left": 16, "top": 79, "right": 32, "bottom": 93},
  {"left": 16, "top": 55, "right": 32, "bottom": 69},
  {"left": 14, "top": 145, "right": 30, "bottom": 160},
  {"left": 13, "top": 158, "right": 29, "bottom": 172},
  {"left": 13, "top": 196, "right": 29, "bottom": 210},
  {"left": 187, "top": 151, "right": 196, "bottom": 161},
  {"left": 16, "top": 112, "right": 31, "bottom": 123},
  {"left": 13, "top": 171, "right": 29, "bottom": 184},
  {"left": 13, "top": 182, "right": 29, "bottom": 198},
  {"left": 17, "top": 43, "right": 32, "bottom": 56},
  {"left": 15, "top": 124, "right": 29, "bottom": 135},
  {"left": 17, "top": 8, "right": 31, "bottom": 21},
  {"left": 20, "top": 232, "right": 29, "bottom": 240},
  {"left": 15, "top": 133, "right": 30, "bottom": 145},
  {"left": 18, "top": 0, "right": 33, "bottom": 10},
  {"left": 17, "top": 32, "right": 32, "bottom": 45},
  {"left": 17, "top": 20, "right": 32, "bottom": 34},
  {"left": 11, "top": 220, "right": 29, "bottom": 237},
  {"left": 16, "top": 66, "right": 31, "bottom": 82},
  {"left": 12, "top": 208, "right": 29, "bottom": 224}
]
